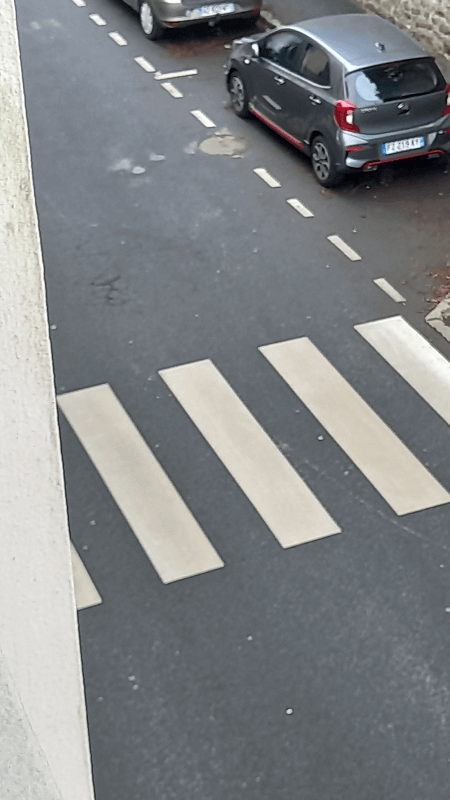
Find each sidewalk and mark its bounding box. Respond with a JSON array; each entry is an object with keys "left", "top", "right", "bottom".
[{"left": 0, "top": 1, "right": 95, "bottom": 797}]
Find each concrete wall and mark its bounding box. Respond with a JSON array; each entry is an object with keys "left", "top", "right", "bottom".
[
  {"left": 0, "top": 1, "right": 95, "bottom": 798},
  {"left": 357, "top": 0, "right": 450, "bottom": 70}
]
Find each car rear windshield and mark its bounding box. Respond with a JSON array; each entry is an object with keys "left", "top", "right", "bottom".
[{"left": 345, "top": 58, "right": 445, "bottom": 106}]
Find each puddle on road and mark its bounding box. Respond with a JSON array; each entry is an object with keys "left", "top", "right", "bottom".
[{"left": 199, "top": 130, "right": 247, "bottom": 156}]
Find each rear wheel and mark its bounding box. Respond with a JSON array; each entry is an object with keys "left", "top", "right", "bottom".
[
  {"left": 311, "top": 135, "right": 342, "bottom": 187},
  {"left": 139, "top": 1, "right": 163, "bottom": 40},
  {"left": 228, "top": 71, "right": 250, "bottom": 119}
]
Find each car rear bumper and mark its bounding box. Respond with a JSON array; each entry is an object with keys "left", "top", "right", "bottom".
[
  {"left": 342, "top": 125, "right": 450, "bottom": 171},
  {"left": 153, "top": 0, "right": 260, "bottom": 27}
]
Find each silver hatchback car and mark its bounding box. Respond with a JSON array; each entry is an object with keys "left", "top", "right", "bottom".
[
  {"left": 225, "top": 14, "right": 450, "bottom": 186},
  {"left": 121, "top": 0, "right": 261, "bottom": 40}
]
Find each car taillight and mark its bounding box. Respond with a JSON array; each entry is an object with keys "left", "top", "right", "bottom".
[
  {"left": 334, "top": 99, "right": 360, "bottom": 133},
  {"left": 442, "top": 84, "right": 450, "bottom": 117}
]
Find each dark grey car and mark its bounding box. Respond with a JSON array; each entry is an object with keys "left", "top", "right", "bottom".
[
  {"left": 121, "top": 0, "right": 261, "bottom": 40},
  {"left": 225, "top": 14, "right": 450, "bottom": 186}
]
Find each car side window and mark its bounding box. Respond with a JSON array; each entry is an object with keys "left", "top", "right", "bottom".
[
  {"left": 300, "top": 43, "right": 330, "bottom": 86},
  {"left": 260, "top": 32, "right": 304, "bottom": 74}
]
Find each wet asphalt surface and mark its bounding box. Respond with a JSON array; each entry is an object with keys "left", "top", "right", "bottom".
[{"left": 14, "top": 0, "right": 450, "bottom": 797}]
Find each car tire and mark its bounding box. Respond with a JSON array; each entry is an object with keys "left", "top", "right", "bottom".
[
  {"left": 228, "top": 71, "right": 250, "bottom": 119},
  {"left": 311, "top": 135, "right": 342, "bottom": 187},
  {"left": 139, "top": 1, "right": 164, "bottom": 40}
]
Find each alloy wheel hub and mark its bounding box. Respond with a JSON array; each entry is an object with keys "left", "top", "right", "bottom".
[{"left": 140, "top": 3, "right": 153, "bottom": 34}]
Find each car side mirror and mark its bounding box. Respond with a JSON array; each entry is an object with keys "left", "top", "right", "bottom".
[{"left": 251, "top": 43, "right": 259, "bottom": 58}]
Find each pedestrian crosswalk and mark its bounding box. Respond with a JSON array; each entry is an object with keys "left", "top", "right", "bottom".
[{"left": 59, "top": 315, "right": 450, "bottom": 598}]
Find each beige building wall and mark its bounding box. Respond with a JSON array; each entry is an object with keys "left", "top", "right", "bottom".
[{"left": 0, "top": 1, "right": 95, "bottom": 798}]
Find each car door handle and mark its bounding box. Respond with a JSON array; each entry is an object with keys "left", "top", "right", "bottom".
[
  {"left": 274, "top": 75, "right": 285, "bottom": 85},
  {"left": 309, "top": 95, "right": 321, "bottom": 105}
]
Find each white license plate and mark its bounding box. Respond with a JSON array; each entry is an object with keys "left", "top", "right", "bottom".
[
  {"left": 381, "top": 137, "right": 425, "bottom": 155},
  {"left": 189, "top": 2, "right": 235, "bottom": 18}
]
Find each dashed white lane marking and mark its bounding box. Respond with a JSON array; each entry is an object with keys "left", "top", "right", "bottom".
[
  {"left": 355, "top": 316, "right": 450, "bottom": 427},
  {"left": 253, "top": 167, "right": 281, "bottom": 188},
  {"left": 190, "top": 109, "right": 216, "bottom": 128},
  {"left": 260, "top": 337, "right": 450, "bottom": 516},
  {"left": 327, "top": 234, "right": 361, "bottom": 261},
  {"left": 58, "top": 385, "right": 224, "bottom": 584},
  {"left": 134, "top": 56, "right": 155, "bottom": 72},
  {"left": 160, "top": 359, "right": 340, "bottom": 547},
  {"left": 89, "top": 13, "right": 107, "bottom": 25},
  {"left": 71, "top": 543, "right": 102, "bottom": 611},
  {"left": 161, "top": 82, "right": 183, "bottom": 98},
  {"left": 373, "top": 278, "right": 406, "bottom": 303},
  {"left": 155, "top": 69, "right": 198, "bottom": 80},
  {"left": 287, "top": 197, "right": 314, "bottom": 218},
  {"left": 71, "top": 0, "right": 86, "bottom": 6},
  {"left": 108, "top": 31, "right": 127, "bottom": 46}
]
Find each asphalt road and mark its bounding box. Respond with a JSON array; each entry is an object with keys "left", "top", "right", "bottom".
[{"left": 15, "top": 0, "right": 450, "bottom": 798}]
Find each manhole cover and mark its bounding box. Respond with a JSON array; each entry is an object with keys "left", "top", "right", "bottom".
[{"left": 199, "top": 132, "right": 247, "bottom": 156}]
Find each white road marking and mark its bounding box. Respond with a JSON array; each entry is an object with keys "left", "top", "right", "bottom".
[
  {"left": 253, "top": 167, "right": 281, "bottom": 188},
  {"left": 89, "top": 13, "right": 107, "bottom": 26},
  {"left": 327, "top": 234, "right": 361, "bottom": 261},
  {"left": 355, "top": 315, "right": 450, "bottom": 427},
  {"left": 154, "top": 69, "right": 198, "bottom": 80},
  {"left": 58, "top": 385, "right": 224, "bottom": 584},
  {"left": 190, "top": 109, "right": 216, "bottom": 128},
  {"left": 287, "top": 198, "right": 314, "bottom": 218},
  {"left": 134, "top": 56, "right": 155, "bottom": 73},
  {"left": 71, "top": 543, "right": 102, "bottom": 611},
  {"left": 260, "top": 337, "right": 450, "bottom": 516},
  {"left": 373, "top": 278, "right": 406, "bottom": 303},
  {"left": 161, "top": 82, "right": 183, "bottom": 98},
  {"left": 71, "top": 0, "right": 86, "bottom": 6},
  {"left": 159, "top": 360, "right": 340, "bottom": 547},
  {"left": 108, "top": 31, "right": 127, "bottom": 46}
]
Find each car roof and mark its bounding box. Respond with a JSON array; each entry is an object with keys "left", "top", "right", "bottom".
[{"left": 287, "top": 14, "right": 428, "bottom": 71}]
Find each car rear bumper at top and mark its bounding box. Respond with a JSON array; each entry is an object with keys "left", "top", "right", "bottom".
[
  {"left": 153, "top": 0, "right": 260, "bottom": 27},
  {"left": 342, "top": 122, "right": 450, "bottom": 171}
]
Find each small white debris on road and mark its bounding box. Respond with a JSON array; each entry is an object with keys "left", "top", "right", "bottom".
[{"left": 71, "top": 0, "right": 86, "bottom": 6}]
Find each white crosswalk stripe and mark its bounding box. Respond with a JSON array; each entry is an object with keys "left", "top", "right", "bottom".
[
  {"left": 58, "top": 385, "right": 224, "bottom": 584},
  {"left": 159, "top": 359, "right": 341, "bottom": 546},
  {"left": 355, "top": 315, "right": 450, "bottom": 426},
  {"left": 70, "top": 543, "right": 102, "bottom": 610},
  {"left": 259, "top": 336, "right": 450, "bottom": 516}
]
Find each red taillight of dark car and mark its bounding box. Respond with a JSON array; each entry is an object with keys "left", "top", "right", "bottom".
[
  {"left": 334, "top": 100, "right": 360, "bottom": 133},
  {"left": 442, "top": 84, "right": 450, "bottom": 116}
]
